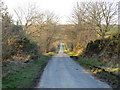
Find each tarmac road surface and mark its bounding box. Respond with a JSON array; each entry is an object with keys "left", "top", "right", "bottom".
[{"left": 37, "top": 43, "right": 111, "bottom": 88}]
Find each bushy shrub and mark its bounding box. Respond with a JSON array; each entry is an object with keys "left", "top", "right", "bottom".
[
  {"left": 85, "top": 39, "right": 109, "bottom": 54},
  {"left": 84, "top": 34, "right": 119, "bottom": 65},
  {"left": 3, "top": 30, "right": 40, "bottom": 62}
]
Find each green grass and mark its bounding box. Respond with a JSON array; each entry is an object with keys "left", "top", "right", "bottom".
[
  {"left": 45, "top": 52, "right": 57, "bottom": 57},
  {"left": 75, "top": 58, "right": 120, "bottom": 87},
  {"left": 98, "top": 71, "right": 120, "bottom": 85},
  {"left": 64, "top": 51, "right": 77, "bottom": 56},
  {"left": 2, "top": 56, "right": 49, "bottom": 88},
  {"left": 110, "top": 25, "right": 119, "bottom": 31},
  {"left": 105, "top": 25, "right": 120, "bottom": 37},
  {"left": 76, "top": 58, "right": 107, "bottom": 68}
]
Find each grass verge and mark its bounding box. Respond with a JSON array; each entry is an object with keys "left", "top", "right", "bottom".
[
  {"left": 2, "top": 55, "right": 49, "bottom": 88},
  {"left": 45, "top": 52, "right": 57, "bottom": 57},
  {"left": 75, "top": 58, "right": 120, "bottom": 88},
  {"left": 64, "top": 51, "right": 77, "bottom": 56}
]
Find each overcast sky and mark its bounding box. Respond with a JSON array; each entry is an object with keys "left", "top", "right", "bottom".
[{"left": 3, "top": 0, "right": 119, "bottom": 24}]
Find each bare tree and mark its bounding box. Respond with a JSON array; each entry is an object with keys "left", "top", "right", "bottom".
[
  {"left": 67, "top": 2, "right": 97, "bottom": 52},
  {"left": 42, "top": 11, "right": 59, "bottom": 53},
  {"left": 67, "top": 2, "right": 117, "bottom": 53},
  {"left": 23, "top": 10, "right": 60, "bottom": 53},
  {"left": 14, "top": 3, "right": 40, "bottom": 30},
  {"left": 86, "top": 2, "right": 117, "bottom": 39}
]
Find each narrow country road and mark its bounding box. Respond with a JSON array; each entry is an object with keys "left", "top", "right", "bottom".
[{"left": 37, "top": 43, "right": 111, "bottom": 88}]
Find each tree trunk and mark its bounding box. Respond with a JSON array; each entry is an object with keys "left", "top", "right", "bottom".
[{"left": 101, "top": 33, "right": 105, "bottom": 40}]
